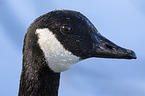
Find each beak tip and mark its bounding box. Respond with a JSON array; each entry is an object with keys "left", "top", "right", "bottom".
[{"left": 128, "top": 50, "right": 137, "bottom": 59}]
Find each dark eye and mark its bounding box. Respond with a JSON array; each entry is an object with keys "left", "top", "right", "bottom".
[{"left": 60, "top": 25, "right": 72, "bottom": 33}]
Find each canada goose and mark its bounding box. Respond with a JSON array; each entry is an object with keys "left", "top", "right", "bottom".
[{"left": 18, "top": 10, "right": 136, "bottom": 96}]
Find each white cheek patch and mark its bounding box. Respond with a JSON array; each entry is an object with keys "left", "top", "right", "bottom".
[{"left": 36, "top": 28, "right": 80, "bottom": 72}]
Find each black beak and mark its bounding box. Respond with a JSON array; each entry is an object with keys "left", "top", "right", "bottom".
[{"left": 88, "top": 30, "right": 137, "bottom": 59}]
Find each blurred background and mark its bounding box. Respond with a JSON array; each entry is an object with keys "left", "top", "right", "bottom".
[{"left": 0, "top": 0, "right": 145, "bottom": 96}]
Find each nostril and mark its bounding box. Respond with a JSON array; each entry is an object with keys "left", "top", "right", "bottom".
[{"left": 104, "top": 43, "right": 114, "bottom": 50}]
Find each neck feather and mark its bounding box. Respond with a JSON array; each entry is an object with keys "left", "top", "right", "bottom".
[{"left": 19, "top": 30, "right": 60, "bottom": 96}]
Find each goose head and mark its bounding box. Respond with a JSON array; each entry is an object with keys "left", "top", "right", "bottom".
[{"left": 25, "top": 10, "right": 136, "bottom": 73}]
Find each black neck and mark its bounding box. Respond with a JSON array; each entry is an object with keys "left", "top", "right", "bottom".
[
  {"left": 18, "top": 63, "right": 60, "bottom": 96},
  {"left": 19, "top": 31, "right": 60, "bottom": 96}
]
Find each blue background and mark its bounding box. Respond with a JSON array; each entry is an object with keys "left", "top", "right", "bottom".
[{"left": 0, "top": 0, "right": 145, "bottom": 96}]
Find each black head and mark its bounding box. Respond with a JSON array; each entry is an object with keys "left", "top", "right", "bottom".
[{"left": 33, "top": 10, "right": 136, "bottom": 60}]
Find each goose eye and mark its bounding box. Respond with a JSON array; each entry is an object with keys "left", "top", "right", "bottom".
[{"left": 60, "top": 25, "right": 72, "bottom": 33}]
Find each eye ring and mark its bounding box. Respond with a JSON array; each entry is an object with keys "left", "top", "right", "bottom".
[{"left": 60, "top": 25, "right": 72, "bottom": 33}]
